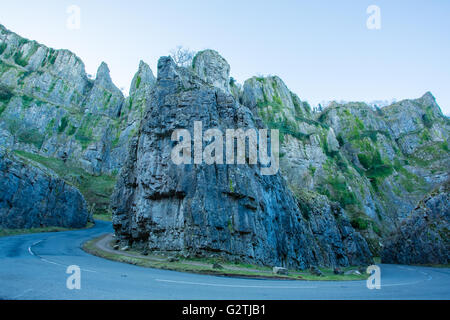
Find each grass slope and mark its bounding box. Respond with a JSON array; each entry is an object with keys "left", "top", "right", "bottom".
[{"left": 13, "top": 150, "right": 116, "bottom": 220}]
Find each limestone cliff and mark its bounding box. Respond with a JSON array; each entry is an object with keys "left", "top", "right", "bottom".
[
  {"left": 0, "top": 23, "right": 447, "bottom": 266},
  {"left": 381, "top": 180, "right": 449, "bottom": 265},
  {"left": 111, "top": 55, "right": 373, "bottom": 269},
  {"left": 238, "top": 75, "right": 449, "bottom": 254},
  {"left": 0, "top": 24, "right": 155, "bottom": 176}
]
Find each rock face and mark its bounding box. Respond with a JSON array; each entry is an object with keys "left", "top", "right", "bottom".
[
  {"left": 1, "top": 23, "right": 447, "bottom": 265},
  {"left": 111, "top": 55, "right": 373, "bottom": 269},
  {"left": 0, "top": 146, "right": 89, "bottom": 228},
  {"left": 0, "top": 24, "right": 155, "bottom": 175},
  {"left": 381, "top": 180, "right": 449, "bottom": 265},
  {"left": 238, "top": 74, "right": 450, "bottom": 254},
  {"left": 193, "top": 50, "right": 230, "bottom": 93},
  {"left": 313, "top": 95, "right": 449, "bottom": 249}
]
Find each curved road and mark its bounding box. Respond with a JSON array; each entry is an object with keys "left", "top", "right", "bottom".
[{"left": 0, "top": 221, "right": 449, "bottom": 300}]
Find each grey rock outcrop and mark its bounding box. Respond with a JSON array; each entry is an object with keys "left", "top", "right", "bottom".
[
  {"left": 240, "top": 73, "right": 449, "bottom": 255},
  {"left": 242, "top": 76, "right": 311, "bottom": 120},
  {"left": 193, "top": 50, "right": 230, "bottom": 93},
  {"left": 83, "top": 62, "right": 124, "bottom": 118},
  {"left": 111, "top": 55, "right": 372, "bottom": 269},
  {"left": 129, "top": 60, "right": 156, "bottom": 97},
  {"left": 318, "top": 95, "right": 449, "bottom": 226},
  {"left": 273, "top": 267, "right": 288, "bottom": 275},
  {"left": 0, "top": 24, "right": 154, "bottom": 175},
  {"left": 0, "top": 146, "right": 89, "bottom": 229},
  {"left": 381, "top": 180, "right": 449, "bottom": 265},
  {"left": 309, "top": 265, "right": 324, "bottom": 276},
  {"left": 292, "top": 188, "right": 373, "bottom": 266}
]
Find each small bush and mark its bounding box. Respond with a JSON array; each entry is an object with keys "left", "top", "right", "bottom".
[
  {"left": 21, "top": 95, "right": 34, "bottom": 108},
  {"left": 351, "top": 216, "right": 369, "bottom": 230},
  {"left": 135, "top": 76, "right": 141, "bottom": 89},
  {"left": 422, "top": 111, "right": 433, "bottom": 128},
  {"left": 336, "top": 134, "right": 344, "bottom": 147},
  {"left": 17, "top": 128, "right": 45, "bottom": 149},
  {"left": 358, "top": 148, "right": 393, "bottom": 180},
  {"left": 49, "top": 55, "right": 56, "bottom": 65},
  {"left": 308, "top": 164, "right": 316, "bottom": 176},
  {"left": 0, "top": 42, "right": 7, "bottom": 55},
  {"left": 326, "top": 176, "right": 357, "bottom": 207},
  {"left": 302, "top": 101, "right": 311, "bottom": 113},
  {"left": 0, "top": 85, "right": 13, "bottom": 102},
  {"left": 357, "top": 153, "right": 371, "bottom": 170},
  {"left": 355, "top": 117, "right": 365, "bottom": 130},
  {"left": 58, "top": 116, "right": 69, "bottom": 133},
  {"left": 14, "top": 51, "right": 28, "bottom": 67}
]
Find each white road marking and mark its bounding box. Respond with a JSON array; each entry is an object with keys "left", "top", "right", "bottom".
[
  {"left": 27, "top": 238, "right": 98, "bottom": 273},
  {"left": 11, "top": 289, "right": 33, "bottom": 300},
  {"left": 27, "top": 240, "right": 42, "bottom": 256}
]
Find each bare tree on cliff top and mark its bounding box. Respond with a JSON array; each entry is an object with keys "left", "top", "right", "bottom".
[{"left": 169, "top": 46, "right": 195, "bottom": 67}]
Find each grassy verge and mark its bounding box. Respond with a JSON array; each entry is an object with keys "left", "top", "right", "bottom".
[
  {"left": 83, "top": 235, "right": 369, "bottom": 281},
  {"left": 0, "top": 222, "right": 94, "bottom": 238},
  {"left": 93, "top": 213, "right": 112, "bottom": 222}
]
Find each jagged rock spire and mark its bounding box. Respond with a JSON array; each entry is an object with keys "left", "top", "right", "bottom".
[
  {"left": 192, "top": 49, "right": 230, "bottom": 93},
  {"left": 129, "top": 60, "right": 156, "bottom": 96},
  {"left": 95, "top": 62, "right": 116, "bottom": 89}
]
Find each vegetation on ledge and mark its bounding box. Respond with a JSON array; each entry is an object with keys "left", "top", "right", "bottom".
[{"left": 13, "top": 150, "right": 116, "bottom": 218}]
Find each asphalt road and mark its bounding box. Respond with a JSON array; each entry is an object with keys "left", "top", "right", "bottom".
[{"left": 0, "top": 220, "right": 449, "bottom": 300}]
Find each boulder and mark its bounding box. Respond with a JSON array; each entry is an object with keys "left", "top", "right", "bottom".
[
  {"left": 333, "top": 267, "right": 344, "bottom": 275},
  {"left": 168, "top": 256, "right": 180, "bottom": 262},
  {"left": 272, "top": 267, "right": 288, "bottom": 275},
  {"left": 344, "top": 270, "right": 361, "bottom": 275},
  {"left": 212, "top": 263, "right": 224, "bottom": 270},
  {"left": 310, "top": 266, "right": 324, "bottom": 276}
]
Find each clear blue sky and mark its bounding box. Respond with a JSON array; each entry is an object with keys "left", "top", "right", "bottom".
[{"left": 1, "top": 0, "right": 449, "bottom": 114}]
